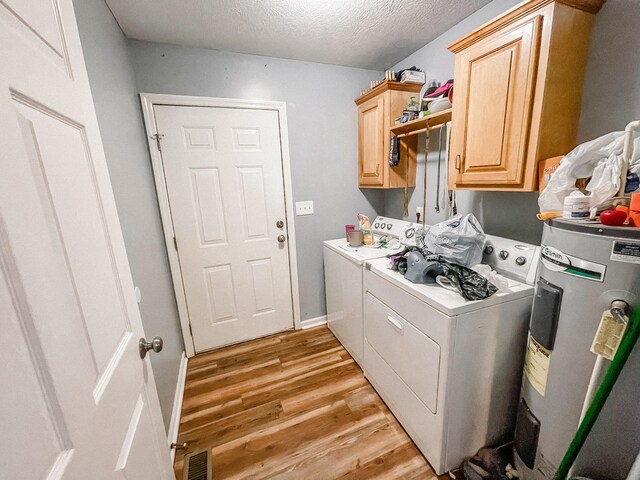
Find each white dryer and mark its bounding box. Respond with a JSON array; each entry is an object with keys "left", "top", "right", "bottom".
[
  {"left": 363, "top": 235, "right": 540, "bottom": 474},
  {"left": 323, "top": 217, "right": 419, "bottom": 367}
]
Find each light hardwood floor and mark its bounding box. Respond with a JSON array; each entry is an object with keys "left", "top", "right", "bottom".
[{"left": 174, "top": 326, "right": 441, "bottom": 479}]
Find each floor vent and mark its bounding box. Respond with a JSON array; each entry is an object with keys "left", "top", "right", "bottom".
[{"left": 184, "top": 450, "right": 211, "bottom": 480}]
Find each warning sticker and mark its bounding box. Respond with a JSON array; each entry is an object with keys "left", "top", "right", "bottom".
[
  {"left": 524, "top": 336, "right": 551, "bottom": 396},
  {"left": 611, "top": 241, "right": 640, "bottom": 265}
]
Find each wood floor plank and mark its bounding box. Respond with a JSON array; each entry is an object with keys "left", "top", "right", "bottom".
[
  {"left": 174, "top": 326, "right": 442, "bottom": 479},
  {"left": 211, "top": 399, "right": 380, "bottom": 479},
  {"left": 340, "top": 443, "right": 438, "bottom": 480},
  {"left": 180, "top": 399, "right": 284, "bottom": 446}
]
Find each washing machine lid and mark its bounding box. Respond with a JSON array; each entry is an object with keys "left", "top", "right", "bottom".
[
  {"left": 366, "top": 257, "right": 534, "bottom": 316},
  {"left": 324, "top": 238, "right": 403, "bottom": 265}
]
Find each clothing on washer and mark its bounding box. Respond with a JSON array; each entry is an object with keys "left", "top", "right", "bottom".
[
  {"left": 404, "top": 251, "right": 443, "bottom": 284},
  {"left": 389, "top": 247, "right": 499, "bottom": 300},
  {"left": 437, "top": 259, "right": 498, "bottom": 301}
]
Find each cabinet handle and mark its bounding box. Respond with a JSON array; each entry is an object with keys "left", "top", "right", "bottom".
[
  {"left": 455, "top": 154, "right": 461, "bottom": 171},
  {"left": 386, "top": 315, "right": 404, "bottom": 334},
  {"left": 376, "top": 164, "right": 380, "bottom": 176}
]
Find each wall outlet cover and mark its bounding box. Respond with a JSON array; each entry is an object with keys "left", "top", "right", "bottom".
[{"left": 296, "top": 201, "right": 314, "bottom": 216}]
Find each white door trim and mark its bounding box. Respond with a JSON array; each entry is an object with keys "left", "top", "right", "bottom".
[
  {"left": 168, "top": 352, "right": 188, "bottom": 463},
  {"left": 140, "top": 94, "right": 301, "bottom": 357}
]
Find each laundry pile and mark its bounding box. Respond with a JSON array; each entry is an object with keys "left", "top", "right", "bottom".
[{"left": 388, "top": 214, "right": 505, "bottom": 301}]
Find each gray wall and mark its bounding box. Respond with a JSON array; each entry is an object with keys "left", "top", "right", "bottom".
[
  {"left": 577, "top": 0, "right": 640, "bottom": 143},
  {"left": 384, "top": 0, "right": 540, "bottom": 244},
  {"left": 128, "top": 41, "right": 384, "bottom": 320},
  {"left": 73, "top": 0, "right": 183, "bottom": 430},
  {"left": 384, "top": 0, "right": 640, "bottom": 245}
]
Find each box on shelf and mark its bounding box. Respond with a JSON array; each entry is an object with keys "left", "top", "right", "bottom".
[{"left": 538, "top": 156, "right": 563, "bottom": 191}]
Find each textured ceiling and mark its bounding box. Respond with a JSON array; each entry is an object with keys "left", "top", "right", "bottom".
[{"left": 104, "top": 0, "right": 490, "bottom": 70}]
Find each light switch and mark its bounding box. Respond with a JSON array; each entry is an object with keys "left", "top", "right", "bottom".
[{"left": 296, "top": 201, "right": 314, "bottom": 216}]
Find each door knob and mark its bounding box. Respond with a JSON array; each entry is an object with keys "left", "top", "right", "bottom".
[
  {"left": 139, "top": 336, "right": 163, "bottom": 359},
  {"left": 276, "top": 220, "right": 284, "bottom": 228},
  {"left": 277, "top": 235, "right": 286, "bottom": 243}
]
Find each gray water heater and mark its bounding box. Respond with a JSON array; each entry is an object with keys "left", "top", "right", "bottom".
[{"left": 514, "top": 219, "right": 640, "bottom": 479}]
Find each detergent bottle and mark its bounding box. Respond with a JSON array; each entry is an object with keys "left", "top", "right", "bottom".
[{"left": 357, "top": 214, "right": 374, "bottom": 245}]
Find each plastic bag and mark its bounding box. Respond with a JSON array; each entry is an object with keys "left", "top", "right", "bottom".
[
  {"left": 424, "top": 214, "right": 486, "bottom": 267},
  {"left": 471, "top": 264, "right": 509, "bottom": 291},
  {"left": 438, "top": 259, "right": 498, "bottom": 301},
  {"left": 539, "top": 131, "right": 640, "bottom": 214}
]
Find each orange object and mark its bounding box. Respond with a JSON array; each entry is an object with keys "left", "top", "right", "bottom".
[
  {"left": 537, "top": 211, "right": 563, "bottom": 221},
  {"left": 538, "top": 156, "right": 563, "bottom": 191},
  {"left": 615, "top": 193, "right": 640, "bottom": 227}
]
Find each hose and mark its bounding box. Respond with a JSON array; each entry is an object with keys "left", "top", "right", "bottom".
[{"left": 553, "top": 306, "right": 640, "bottom": 480}]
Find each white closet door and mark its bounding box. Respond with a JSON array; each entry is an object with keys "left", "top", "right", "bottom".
[{"left": 0, "top": 1, "right": 173, "bottom": 478}]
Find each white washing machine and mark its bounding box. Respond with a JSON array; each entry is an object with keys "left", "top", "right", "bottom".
[
  {"left": 363, "top": 235, "right": 540, "bottom": 474},
  {"left": 323, "top": 217, "right": 419, "bottom": 367}
]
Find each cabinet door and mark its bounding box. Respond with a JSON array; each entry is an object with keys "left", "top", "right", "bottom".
[
  {"left": 451, "top": 16, "right": 542, "bottom": 187},
  {"left": 358, "top": 95, "right": 385, "bottom": 186}
]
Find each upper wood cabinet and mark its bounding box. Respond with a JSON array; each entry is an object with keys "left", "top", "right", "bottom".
[
  {"left": 448, "top": 0, "right": 605, "bottom": 191},
  {"left": 358, "top": 94, "right": 385, "bottom": 186},
  {"left": 356, "top": 81, "right": 421, "bottom": 189}
]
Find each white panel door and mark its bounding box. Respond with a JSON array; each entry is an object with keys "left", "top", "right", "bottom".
[
  {"left": 154, "top": 106, "right": 294, "bottom": 352},
  {"left": 0, "top": 1, "right": 173, "bottom": 478}
]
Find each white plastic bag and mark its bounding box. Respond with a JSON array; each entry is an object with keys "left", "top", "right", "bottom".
[
  {"left": 424, "top": 214, "right": 486, "bottom": 267},
  {"left": 538, "top": 131, "right": 640, "bottom": 214},
  {"left": 471, "top": 264, "right": 510, "bottom": 291}
]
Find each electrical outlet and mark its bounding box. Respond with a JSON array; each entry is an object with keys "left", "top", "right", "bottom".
[{"left": 295, "top": 201, "right": 314, "bottom": 216}]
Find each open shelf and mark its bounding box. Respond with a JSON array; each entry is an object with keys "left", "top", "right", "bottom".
[{"left": 390, "top": 108, "right": 452, "bottom": 138}]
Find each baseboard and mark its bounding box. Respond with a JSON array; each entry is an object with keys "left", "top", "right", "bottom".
[
  {"left": 300, "top": 315, "right": 327, "bottom": 329},
  {"left": 168, "top": 352, "right": 188, "bottom": 463}
]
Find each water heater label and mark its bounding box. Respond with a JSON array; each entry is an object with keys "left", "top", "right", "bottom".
[
  {"left": 524, "top": 336, "right": 550, "bottom": 396},
  {"left": 540, "top": 245, "right": 606, "bottom": 282},
  {"left": 611, "top": 241, "right": 640, "bottom": 264}
]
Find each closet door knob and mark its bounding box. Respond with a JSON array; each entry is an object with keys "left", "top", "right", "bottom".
[
  {"left": 277, "top": 235, "right": 286, "bottom": 244},
  {"left": 139, "top": 336, "right": 163, "bottom": 359}
]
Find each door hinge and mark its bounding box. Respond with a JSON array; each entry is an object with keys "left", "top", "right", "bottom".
[
  {"left": 188, "top": 323, "right": 193, "bottom": 337},
  {"left": 151, "top": 133, "right": 164, "bottom": 152},
  {"left": 173, "top": 236, "right": 178, "bottom": 250}
]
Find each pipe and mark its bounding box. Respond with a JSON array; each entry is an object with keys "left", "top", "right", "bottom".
[
  {"left": 567, "top": 355, "right": 608, "bottom": 478},
  {"left": 618, "top": 120, "right": 640, "bottom": 196},
  {"left": 579, "top": 356, "right": 608, "bottom": 422},
  {"left": 553, "top": 306, "right": 640, "bottom": 480},
  {"left": 569, "top": 301, "right": 629, "bottom": 477}
]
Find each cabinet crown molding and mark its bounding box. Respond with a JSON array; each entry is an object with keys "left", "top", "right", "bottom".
[
  {"left": 448, "top": 0, "right": 605, "bottom": 53},
  {"left": 355, "top": 80, "right": 421, "bottom": 106}
]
